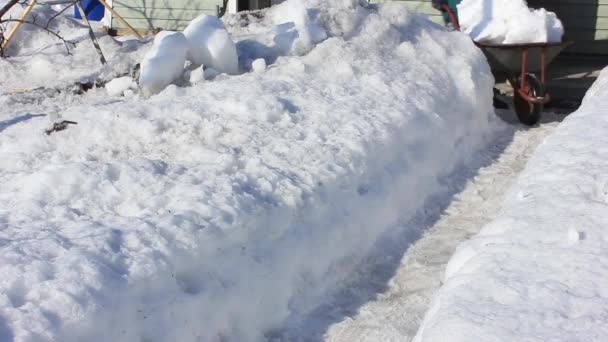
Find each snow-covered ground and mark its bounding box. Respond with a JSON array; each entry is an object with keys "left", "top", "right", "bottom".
[
  {"left": 1, "top": 1, "right": 500, "bottom": 341},
  {"left": 414, "top": 68, "right": 608, "bottom": 341}
]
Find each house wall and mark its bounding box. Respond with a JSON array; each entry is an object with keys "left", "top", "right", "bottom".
[
  {"left": 110, "top": 0, "right": 280, "bottom": 31},
  {"left": 110, "top": 0, "right": 225, "bottom": 31},
  {"left": 375, "top": 0, "right": 608, "bottom": 55}
]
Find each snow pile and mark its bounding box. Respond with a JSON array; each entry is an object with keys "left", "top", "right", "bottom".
[
  {"left": 414, "top": 68, "right": 608, "bottom": 342},
  {"left": 0, "top": 1, "right": 497, "bottom": 341},
  {"left": 184, "top": 14, "right": 239, "bottom": 75},
  {"left": 457, "top": 0, "right": 564, "bottom": 44},
  {"left": 138, "top": 31, "right": 189, "bottom": 96}
]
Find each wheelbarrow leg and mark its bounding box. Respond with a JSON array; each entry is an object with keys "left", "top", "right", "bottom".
[
  {"left": 541, "top": 46, "right": 546, "bottom": 84},
  {"left": 520, "top": 48, "right": 528, "bottom": 91},
  {"left": 513, "top": 47, "right": 544, "bottom": 126}
]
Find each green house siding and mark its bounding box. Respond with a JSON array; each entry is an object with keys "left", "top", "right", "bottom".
[
  {"left": 376, "top": 0, "right": 608, "bottom": 55},
  {"left": 111, "top": 0, "right": 223, "bottom": 31}
]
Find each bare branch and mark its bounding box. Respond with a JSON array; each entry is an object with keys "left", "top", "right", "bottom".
[
  {"left": 0, "top": 18, "right": 77, "bottom": 55},
  {"left": 0, "top": 0, "right": 21, "bottom": 20},
  {"left": 0, "top": 0, "right": 80, "bottom": 57},
  {"left": 44, "top": 0, "right": 79, "bottom": 28}
]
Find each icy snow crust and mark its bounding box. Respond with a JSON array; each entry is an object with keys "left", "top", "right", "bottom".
[
  {"left": 458, "top": 0, "right": 564, "bottom": 44},
  {"left": 414, "top": 69, "right": 608, "bottom": 342},
  {"left": 0, "top": 1, "right": 495, "bottom": 341}
]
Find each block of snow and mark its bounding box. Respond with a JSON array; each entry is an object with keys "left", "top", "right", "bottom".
[
  {"left": 189, "top": 66, "right": 206, "bottom": 84},
  {"left": 138, "top": 31, "right": 189, "bottom": 96},
  {"left": 269, "top": 1, "right": 328, "bottom": 55},
  {"left": 252, "top": 58, "right": 267, "bottom": 73},
  {"left": 184, "top": 14, "right": 239, "bottom": 75},
  {"left": 457, "top": 0, "right": 564, "bottom": 44},
  {"left": 105, "top": 76, "right": 136, "bottom": 96}
]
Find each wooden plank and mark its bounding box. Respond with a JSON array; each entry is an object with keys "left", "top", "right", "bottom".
[{"left": 102, "top": 26, "right": 161, "bottom": 37}]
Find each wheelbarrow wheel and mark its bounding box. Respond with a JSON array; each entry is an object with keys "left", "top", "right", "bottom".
[{"left": 513, "top": 74, "right": 544, "bottom": 126}]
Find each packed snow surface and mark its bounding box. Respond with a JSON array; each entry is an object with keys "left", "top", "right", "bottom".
[
  {"left": 138, "top": 31, "right": 189, "bottom": 96},
  {"left": 1, "top": 0, "right": 497, "bottom": 341},
  {"left": 184, "top": 14, "right": 239, "bottom": 75},
  {"left": 414, "top": 68, "right": 608, "bottom": 342},
  {"left": 457, "top": 0, "right": 564, "bottom": 44}
]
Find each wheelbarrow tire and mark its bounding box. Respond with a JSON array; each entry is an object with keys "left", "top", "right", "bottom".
[{"left": 513, "top": 74, "right": 544, "bottom": 126}]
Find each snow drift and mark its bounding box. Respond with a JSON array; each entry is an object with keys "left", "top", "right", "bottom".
[
  {"left": 0, "top": 1, "right": 496, "bottom": 341},
  {"left": 414, "top": 68, "right": 608, "bottom": 342},
  {"left": 457, "top": 0, "right": 564, "bottom": 44}
]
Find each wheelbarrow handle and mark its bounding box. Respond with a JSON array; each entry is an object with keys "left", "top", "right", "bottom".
[{"left": 442, "top": 4, "right": 461, "bottom": 31}]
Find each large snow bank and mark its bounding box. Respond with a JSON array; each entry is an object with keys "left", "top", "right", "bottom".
[
  {"left": 0, "top": 1, "right": 496, "bottom": 341},
  {"left": 184, "top": 14, "right": 239, "bottom": 75},
  {"left": 139, "top": 31, "right": 189, "bottom": 96},
  {"left": 458, "top": 0, "right": 564, "bottom": 44},
  {"left": 414, "top": 68, "right": 608, "bottom": 342}
]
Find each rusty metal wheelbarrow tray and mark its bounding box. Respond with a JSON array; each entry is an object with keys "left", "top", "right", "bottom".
[
  {"left": 475, "top": 41, "right": 573, "bottom": 125},
  {"left": 475, "top": 41, "right": 573, "bottom": 74}
]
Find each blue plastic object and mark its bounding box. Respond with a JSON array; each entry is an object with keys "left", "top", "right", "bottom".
[{"left": 74, "top": 0, "right": 105, "bottom": 21}]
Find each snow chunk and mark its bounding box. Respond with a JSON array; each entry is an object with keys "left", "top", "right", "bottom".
[
  {"left": 139, "top": 31, "right": 189, "bottom": 96},
  {"left": 251, "top": 58, "right": 267, "bottom": 73},
  {"left": 184, "top": 14, "right": 239, "bottom": 75},
  {"left": 457, "top": 0, "right": 564, "bottom": 44},
  {"left": 106, "top": 76, "right": 136, "bottom": 96},
  {"left": 269, "top": 0, "right": 328, "bottom": 55}
]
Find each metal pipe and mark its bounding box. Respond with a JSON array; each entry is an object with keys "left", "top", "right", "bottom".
[
  {"left": 442, "top": 4, "right": 460, "bottom": 31},
  {"left": 540, "top": 46, "right": 547, "bottom": 85},
  {"left": 520, "top": 48, "right": 528, "bottom": 91}
]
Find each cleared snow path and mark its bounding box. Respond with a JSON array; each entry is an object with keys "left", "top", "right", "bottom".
[{"left": 277, "top": 111, "right": 565, "bottom": 342}]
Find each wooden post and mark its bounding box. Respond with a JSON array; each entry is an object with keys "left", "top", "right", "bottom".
[
  {"left": 96, "top": 0, "right": 143, "bottom": 40},
  {"left": 1, "top": 0, "right": 37, "bottom": 51}
]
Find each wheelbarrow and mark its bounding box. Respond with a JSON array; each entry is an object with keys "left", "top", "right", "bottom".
[{"left": 443, "top": 5, "right": 573, "bottom": 125}]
